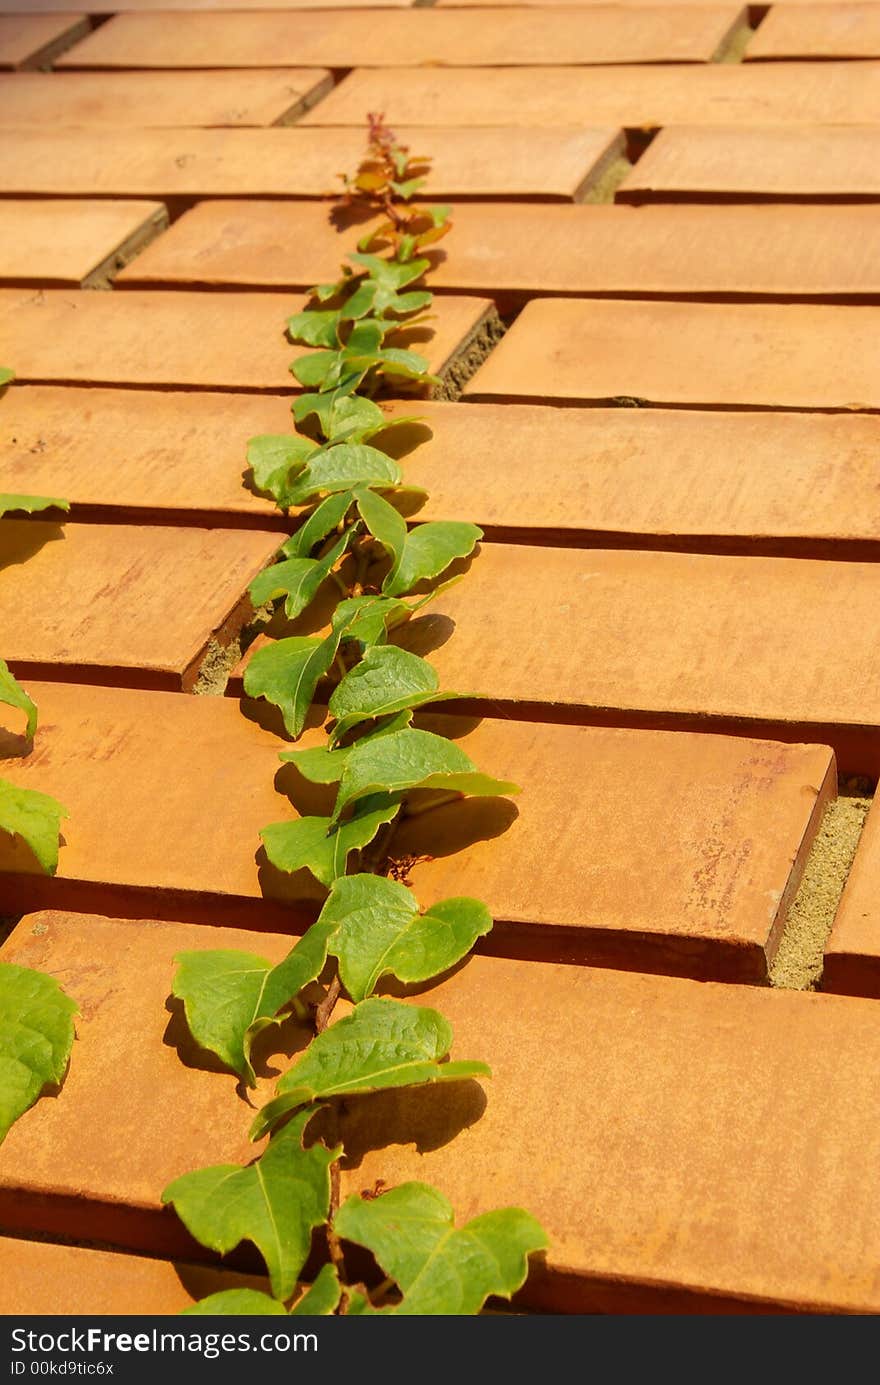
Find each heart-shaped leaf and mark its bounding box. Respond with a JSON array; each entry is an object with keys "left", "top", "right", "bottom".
[
  {"left": 286, "top": 443, "right": 402, "bottom": 507},
  {"left": 252, "top": 997, "right": 489, "bottom": 1140},
  {"left": 281, "top": 710, "right": 414, "bottom": 785},
  {"left": 329, "top": 727, "right": 520, "bottom": 824},
  {"left": 328, "top": 645, "right": 462, "bottom": 742},
  {"left": 162, "top": 1110, "right": 340, "bottom": 1301},
  {"left": 0, "top": 779, "right": 68, "bottom": 875},
  {"left": 0, "top": 660, "right": 37, "bottom": 741},
  {"left": 0, "top": 962, "right": 77, "bottom": 1144},
  {"left": 287, "top": 308, "right": 343, "bottom": 349},
  {"left": 172, "top": 918, "right": 337, "bottom": 1086},
  {"left": 243, "top": 633, "right": 337, "bottom": 739},
  {"left": 320, "top": 873, "right": 492, "bottom": 1001},
  {"left": 260, "top": 793, "right": 402, "bottom": 889},
  {"left": 334, "top": 1183, "right": 548, "bottom": 1315},
  {"left": 247, "top": 434, "right": 317, "bottom": 509}
]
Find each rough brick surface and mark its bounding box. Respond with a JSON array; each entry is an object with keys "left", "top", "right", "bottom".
[
  {"left": 0, "top": 199, "right": 167, "bottom": 288},
  {"left": 747, "top": 5, "right": 880, "bottom": 60},
  {"left": 383, "top": 542, "right": 880, "bottom": 753},
  {"left": 0, "top": 1238, "right": 270, "bottom": 1316},
  {"left": 8, "top": 393, "right": 880, "bottom": 551},
  {"left": 0, "top": 69, "right": 334, "bottom": 127},
  {"left": 0, "top": 126, "right": 624, "bottom": 203},
  {"left": 7, "top": 914, "right": 880, "bottom": 1312},
  {"left": 824, "top": 798, "right": 880, "bottom": 997},
  {"left": 118, "top": 199, "right": 880, "bottom": 303},
  {"left": 0, "top": 289, "right": 492, "bottom": 391},
  {"left": 618, "top": 124, "right": 880, "bottom": 202},
  {"left": 0, "top": 682, "right": 832, "bottom": 979},
  {"left": 58, "top": 8, "right": 747, "bottom": 70},
  {"left": 463, "top": 298, "right": 880, "bottom": 410},
  {"left": 299, "top": 62, "right": 880, "bottom": 128},
  {"left": 0, "top": 13, "right": 88, "bottom": 70},
  {"left": 0, "top": 521, "right": 282, "bottom": 689}
]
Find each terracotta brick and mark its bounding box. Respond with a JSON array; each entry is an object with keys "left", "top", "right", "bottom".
[
  {"left": 0, "top": 127, "right": 624, "bottom": 204},
  {"left": 824, "top": 797, "right": 880, "bottom": 998},
  {"left": 0, "top": 682, "right": 833, "bottom": 979},
  {"left": 747, "top": 5, "right": 880, "bottom": 59},
  {"left": 0, "top": 520, "right": 282, "bottom": 690},
  {"left": 57, "top": 8, "right": 747, "bottom": 70},
  {"left": 0, "top": 386, "right": 288, "bottom": 526},
  {"left": 0, "top": 289, "right": 492, "bottom": 392},
  {"left": 6, "top": 0, "right": 411, "bottom": 9},
  {"left": 7, "top": 913, "right": 880, "bottom": 1312},
  {"left": 463, "top": 298, "right": 880, "bottom": 410},
  {"left": 380, "top": 543, "right": 880, "bottom": 764},
  {"left": 0, "top": 69, "right": 334, "bottom": 127},
  {"left": 0, "top": 199, "right": 167, "bottom": 289},
  {"left": 0, "top": 13, "right": 88, "bottom": 70},
  {"left": 7, "top": 393, "right": 880, "bottom": 553},
  {"left": 299, "top": 62, "right": 880, "bottom": 128},
  {"left": 617, "top": 125, "right": 880, "bottom": 202},
  {"left": 0, "top": 1237, "right": 270, "bottom": 1316},
  {"left": 119, "top": 198, "right": 880, "bottom": 304}
]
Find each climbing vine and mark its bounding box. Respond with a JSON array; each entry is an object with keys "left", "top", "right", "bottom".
[
  {"left": 0, "top": 367, "right": 76, "bottom": 1146},
  {"left": 162, "top": 118, "right": 548, "bottom": 1315}
]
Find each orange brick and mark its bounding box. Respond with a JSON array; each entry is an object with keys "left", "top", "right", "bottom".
[
  {"left": 0, "top": 1238, "right": 270, "bottom": 1316},
  {"left": 58, "top": 7, "right": 747, "bottom": 70},
  {"left": 463, "top": 298, "right": 880, "bottom": 410},
  {"left": 617, "top": 125, "right": 880, "bottom": 202},
  {"left": 118, "top": 199, "right": 880, "bottom": 304},
  {"left": 7, "top": 0, "right": 411, "bottom": 9},
  {"left": 0, "top": 127, "right": 623, "bottom": 204},
  {"left": 0, "top": 520, "right": 281, "bottom": 690},
  {"left": 7, "top": 393, "right": 880, "bottom": 553},
  {"left": 0, "top": 68, "right": 334, "bottom": 127},
  {"left": 747, "top": 4, "right": 880, "bottom": 59},
  {"left": 0, "top": 682, "right": 832, "bottom": 980},
  {"left": 824, "top": 797, "right": 880, "bottom": 997},
  {"left": 381, "top": 542, "right": 880, "bottom": 766},
  {"left": 0, "top": 199, "right": 167, "bottom": 288},
  {"left": 0, "top": 289, "right": 492, "bottom": 392},
  {"left": 0, "top": 13, "right": 88, "bottom": 70},
  {"left": 6, "top": 912, "right": 880, "bottom": 1312},
  {"left": 299, "top": 62, "right": 880, "bottom": 128}
]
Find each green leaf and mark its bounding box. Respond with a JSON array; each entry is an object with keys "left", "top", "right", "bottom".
[
  {"left": 172, "top": 919, "right": 337, "bottom": 1087},
  {"left": 330, "top": 727, "right": 520, "bottom": 825},
  {"left": 247, "top": 434, "right": 317, "bottom": 509},
  {"left": 287, "top": 308, "right": 343, "bottom": 349},
  {"left": 282, "top": 491, "right": 354, "bottom": 560},
  {"left": 331, "top": 595, "right": 412, "bottom": 649},
  {"left": 0, "top": 493, "right": 69, "bottom": 516},
  {"left": 348, "top": 253, "right": 430, "bottom": 299},
  {"left": 249, "top": 532, "right": 348, "bottom": 620},
  {"left": 260, "top": 794, "right": 402, "bottom": 889},
  {"left": 251, "top": 997, "right": 489, "bottom": 1140},
  {"left": 291, "top": 350, "right": 362, "bottom": 393},
  {"left": 389, "top": 177, "right": 426, "bottom": 201},
  {"left": 356, "top": 487, "right": 407, "bottom": 584},
  {"left": 0, "top": 659, "right": 37, "bottom": 741},
  {"left": 334, "top": 1183, "right": 548, "bottom": 1315},
  {"left": 385, "top": 522, "right": 483, "bottom": 597},
  {"left": 293, "top": 392, "right": 387, "bottom": 444},
  {"left": 286, "top": 443, "right": 402, "bottom": 507},
  {"left": 281, "top": 710, "right": 414, "bottom": 785},
  {"left": 320, "top": 873, "right": 492, "bottom": 1001},
  {"left": 0, "top": 779, "right": 68, "bottom": 875},
  {"left": 162, "top": 1111, "right": 340, "bottom": 1301},
  {"left": 290, "top": 1264, "right": 342, "bottom": 1315},
  {"left": 183, "top": 1290, "right": 287, "bottom": 1317},
  {"left": 0, "top": 367, "right": 13, "bottom": 387},
  {"left": 376, "top": 347, "right": 434, "bottom": 382},
  {"left": 329, "top": 645, "right": 461, "bottom": 742},
  {"left": 243, "top": 633, "right": 338, "bottom": 739},
  {"left": 0, "top": 962, "right": 77, "bottom": 1144}
]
